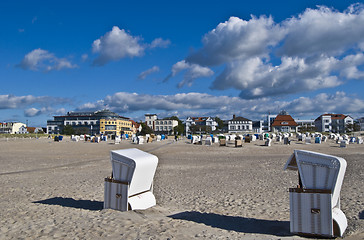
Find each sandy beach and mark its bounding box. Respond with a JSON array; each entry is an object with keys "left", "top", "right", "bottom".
[{"left": 0, "top": 136, "right": 363, "bottom": 239}]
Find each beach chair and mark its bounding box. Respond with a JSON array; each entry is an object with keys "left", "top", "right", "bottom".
[
  {"left": 265, "top": 138, "right": 271, "bottom": 146},
  {"left": 305, "top": 137, "right": 311, "bottom": 144},
  {"left": 284, "top": 137, "right": 290, "bottom": 145},
  {"left": 284, "top": 150, "right": 347, "bottom": 237},
  {"left": 235, "top": 138, "right": 242, "bottom": 147},
  {"left": 104, "top": 148, "right": 158, "bottom": 211},
  {"left": 114, "top": 136, "right": 121, "bottom": 144},
  {"left": 205, "top": 136, "right": 212, "bottom": 146},
  {"left": 219, "top": 138, "right": 226, "bottom": 146},
  {"left": 357, "top": 137, "right": 363, "bottom": 144},
  {"left": 315, "top": 137, "right": 321, "bottom": 144},
  {"left": 340, "top": 140, "right": 347, "bottom": 148}
]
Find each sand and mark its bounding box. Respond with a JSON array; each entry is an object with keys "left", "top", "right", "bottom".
[{"left": 0, "top": 136, "right": 363, "bottom": 239}]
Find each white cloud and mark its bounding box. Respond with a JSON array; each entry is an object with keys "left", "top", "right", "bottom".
[
  {"left": 92, "top": 26, "right": 171, "bottom": 66},
  {"left": 92, "top": 26, "right": 144, "bottom": 66},
  {"left": 168, "top": 60, "right": 214, "bottom": 88},
  {"left": 81, "top": 54, "right": 88, "bottom": 62},
  {"left": 0, "top": 94, "right": 71, "bottom": 114},
  {"left": 170, "top": 4, "right": 364, "bottom": 98},
  {"left": 279, "top": 4, "right": 364, "bottom": 57},
  {"left": 150, "top": 38, "right": 171, "bottom": 49},
  {"left": 186, "top": 16, "right": 285, "bottom": 66},
  {"left": 17, "top": 48, "right": 77, "bottom": 71},
  {"left": 76, "top": 91, "right": 364, "bottom": 120},
  {"left": 138, "top": 66, "right": 160, "bottom": 80}
]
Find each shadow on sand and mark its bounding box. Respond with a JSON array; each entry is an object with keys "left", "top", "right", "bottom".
[
  {"left": 169, "top": 211, "right": 291, "bottom": 237},
  {"left": 33, "top": 197, "right": 103, "bottom": 211},
  {"left": 360, "top": 210, "right": 364, "bottom": 219}
]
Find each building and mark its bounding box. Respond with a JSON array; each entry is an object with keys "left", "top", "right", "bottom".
[
  {"left": 359, "top": 117, "right": 364, "bottom": 131},
  {"left": 227, "top": 115, "right": 253, "bottom": 133},
  {"left": 154, "top": 119, "right": 178, "bottom": 134},
  {"left": 47, "top": 109, "right": 131, "bottom": 135},
  {"left": 262, "top": 114, "right": 277, "bottom": 132},
  {"left": 99, "top": 118, "right": 132, "bottom": 136},
  {"left": 0, "top": 122, "right": 27, "bottom": 134},
  {"left": 252, "top": 120, "right": 264, "bottom": 133},
  {"left": 129, "top": 120, "right": 141, "bottom": 135},
  {"left": 271, "top": 114, "right": 298, "bottom": 133},
  {"left": 185, "top": 117, "right": 218, "bottom": 134},
  {"left": 295, "top": 119, "right": 315, "bottom": 132},
  {"left": 315, "top": 114, "right": 354, "bottom": 133},
  {"left": 145, "top": 114, "right": 158, "bottom": 130}
]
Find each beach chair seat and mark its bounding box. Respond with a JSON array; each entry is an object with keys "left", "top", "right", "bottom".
[
  {"left": 235, "top": 139, "right": 242, "bottom": 147},
  {"left": 284, "top": 150, "right": 347, "bottom": 237},
  {"left": 104, "top": 148, "right": 158, "bottom": 211}
]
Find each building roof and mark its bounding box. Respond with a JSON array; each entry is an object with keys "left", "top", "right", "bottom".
[
  {"left": 271, "top": 114, "right": 298, "bottom": 127},
  {"left": 230, "top": 116, "right": 251, "bottom": 122},
  {"left": 130, "top": 120, "right": 140, "bottom": 128},
  {"left": 315, "top": 113, "right": 348, "bottom": 121},
  {"left": 27, "top": 127, "right": 36, "bottom": 133},
  {"left": 190, "top": 117, "right": 209, "bottom": 122}
]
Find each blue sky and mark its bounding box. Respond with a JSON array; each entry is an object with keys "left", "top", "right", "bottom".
[{"left": 1, "top": 0, "right": 364, "bottom": 126}]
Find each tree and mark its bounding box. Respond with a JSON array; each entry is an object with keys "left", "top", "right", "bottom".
[
  {"left": 214, "top": 117, "right": 224, "bottom": 130},
  {"left": 189, "top": 125, "right": 212, "bottom": 134},
  {"left": 75, "top": 127, "right": 89, "bottom": 135},
  {"left": 169, "top": 116, "right": 185, "bottom": 135},
  {"left": 62, "top": 125, "right": 75, "bottom": 135},
  {"left": 140, "top": 122, "right": 154, "bottom": 135}
]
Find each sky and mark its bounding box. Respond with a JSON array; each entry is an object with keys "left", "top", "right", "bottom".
[{"left": 1, "top": 0, "right": 364, "bottom": 127}]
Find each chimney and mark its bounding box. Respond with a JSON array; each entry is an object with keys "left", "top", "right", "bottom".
[{"left": 233, "top": 114, "right": 236, "bottom": 119}]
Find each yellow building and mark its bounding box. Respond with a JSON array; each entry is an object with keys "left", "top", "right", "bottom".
[{"left": 100, "top": 118, "right": 132, "bottom": 136}]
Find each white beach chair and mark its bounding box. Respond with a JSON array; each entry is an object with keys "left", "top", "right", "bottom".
[
  {"left": 104, "top": 148, "right": 158, "bottom": 211},
  {"left": 284, "top": 137, "right": 290, "bottom": 145},
  {"left": 205, "top": 137, "right": 212, "bottom": 146},
  {"left": 114, "top": 136, "right": 121, "bottom": 144},
  {"left": 357, "top": 137, "right": 363, "bottom": 144},
  {"left": 265, "top": 138, "right": 271, "bottom": 146},
  {"left": 138, "top": 136, "right": 144, "bottom": 144},
  {"left": 284, "top": 150, "right": 347, "bottom": 237},
  {"left": 305, "top": 137, "right": 311, "bottom": 144}
]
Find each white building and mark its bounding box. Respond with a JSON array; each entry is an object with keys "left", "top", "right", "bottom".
[
  {"left": 228, "top": 115, "right": 252, "bottom": 133},
  {"left": 315, "top": 114, "right": 353, "bottom": 133},
  {"left": 185, "top": 117, "right": 218, "bottom": 134},
  {"left": 154, "top": 119, "right": 178, "bottom": 134},
  {"left": 358, "top": 117, "right": 364, "bottom": 131},
  {"left": 0, "top": 122, "right": 27, "bottom": 134},
  {"left": 145, "top": 114, "right": 157, "bottom": 130},
  {"left": 295, "top": 119, "right": 315, "bottom": 132}
]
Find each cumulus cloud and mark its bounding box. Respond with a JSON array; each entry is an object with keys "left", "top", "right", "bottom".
[
  {"left": 138, "top": 66, "right": 160, "bottom": 80},
  {"left": 166, "top": 60, "right": 214, "bottom": 88},
  {"left": 150, "top": 38, "right": 171, "bottom": 49},
  {"left": 92, "top": 26, "right": 170, "bottom": 66},
  {"left": 169, "top": 4, "right": 364, "bottom": 98},
  {"left": 76, "top": 91, "right": 364, "bottom": 120},
  {"left": 17, "top": 48, "right": 78, "bottom": 71},
  {"left": 279, "top": 4, "right": 364, "bottom": 57},
  {"left": 0, "top": 94, "right": 71, "bottom": 119},
  {"left": 186, "top": 16, "right": 285, "bottom": 66}
]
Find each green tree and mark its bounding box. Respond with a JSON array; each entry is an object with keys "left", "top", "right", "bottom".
[
  {"left": 190, "top": 125, "right": 212, "bottom": 134},
  {"left": 62, "top": 125, "right": 75, "bottom": 135},
  {"left": 168, "top": 116, "right": 185, "bottom": 135},
  {"left": 214, "top": 117, "right": 224, "bottom": 129},
  {"left": 140, "top": 122, "right": 154, "bottom": 135}
]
